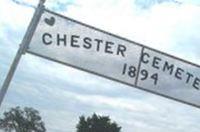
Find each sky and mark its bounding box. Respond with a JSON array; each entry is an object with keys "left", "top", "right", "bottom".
[{"left": 1, "top": 0, "right": 200, "bottom": 132}]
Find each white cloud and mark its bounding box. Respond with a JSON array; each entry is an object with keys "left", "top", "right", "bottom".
[
  {"left": 179, "top": 0, "right": 200, "bottom": 5},
  {"left": 1, "top": 0, "right": 200, "bottom": 132},
  {"left": 0, "top": 0, "right": 34, "bottom": 30},
  {"left": 4, "top": 64, "right": 200, "bottom": 132},
  {"left": 63, "top": 0, "right": 200, "bottom": 61}
]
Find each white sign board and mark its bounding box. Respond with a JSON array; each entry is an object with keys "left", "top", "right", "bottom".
[{"left": 27, "top": 9, "right": 200, "bottom": 108}]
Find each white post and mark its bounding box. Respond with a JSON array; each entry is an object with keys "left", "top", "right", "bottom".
[{"left": 0, "top": 0, "right": 46, "bottom": 108}]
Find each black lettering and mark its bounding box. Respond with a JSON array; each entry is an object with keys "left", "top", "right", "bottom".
[
  {"left": 122, "top": 63, "right": 136, "bottom": 78},
  {"left": 151, "top": 73, "right": 158, "bottom": 85},
  {"left": 42, "top": 33, "right": 52, "bottom": 45},
  {"left": 175, "top": 67, "right": 184, "bottom": 80},
  {"left": 186, "top": 72, "right": 194, "bottom": 84},
  {"left": 117, "top": 44, "right": 126, "bottom": 57},
  {"left": 162, "top": 61, "right": 174, "bottom": 75},
  {"left": 140, "top": 69, "right": 148, "bottom": 80},
  {"left": 83, "top": 37, "right": 92, "bottom": 49},
  {"left": 193, "top": 77, "right": 200, "bottom": 90},
  {"left": 128, "top": 65, "right": 137, "bottom": 78},
  {"left": 94, "top": 39, "right": 103, "bottom": 51},
  {"left": 105, "top": 41, "right": 114, "bottom": 54},
  {"left": 57, "top": 34, "right": 67, "bottom": 46},
  {"left": 141, "top": 52, "right": 150, "bottom": 64},
  {"left": 71, "top": 35, "right": 80, "bottom": 48},
  {"left": 152, "top": 57, "right": 161, "bottom": 69}
]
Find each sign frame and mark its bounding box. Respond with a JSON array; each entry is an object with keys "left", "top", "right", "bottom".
[{"left": 27, "top": 9, "right": 200, "bottom": 109}]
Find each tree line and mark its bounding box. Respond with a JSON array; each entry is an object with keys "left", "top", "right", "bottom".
[{"left": 0, "top": 106, "right": 121, "bottom": 132}]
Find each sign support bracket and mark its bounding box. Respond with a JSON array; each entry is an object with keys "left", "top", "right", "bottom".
[{"left": 0, "top": 0, "right": 46, "bottom": 108}]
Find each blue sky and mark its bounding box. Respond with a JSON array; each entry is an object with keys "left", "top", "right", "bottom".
[{"left": 1, "top": 0, "right": 200, "bottom": 132}]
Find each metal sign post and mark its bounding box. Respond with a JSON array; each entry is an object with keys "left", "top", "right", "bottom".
[{"left": 0, "top": 0, "right": 46, "bottom": 108}]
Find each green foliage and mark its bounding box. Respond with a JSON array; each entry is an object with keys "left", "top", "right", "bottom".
[
  {"left": 0, "top": 106, "right": 46, "bottom": 132},
  {"left": 76, "top": 113, "right": 121, "bottom": 132}
]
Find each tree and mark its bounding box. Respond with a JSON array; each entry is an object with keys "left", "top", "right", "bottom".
[
  {"left": 0, "top": 106, "right": 46, "bottom": 132},
  {"left": 76, "top": 113, "right": 121, "bottom": 132}
]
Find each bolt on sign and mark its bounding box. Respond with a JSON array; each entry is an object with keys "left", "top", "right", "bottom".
[{"left": 1, "top": 1, "right": 200, "bottom": 109}]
